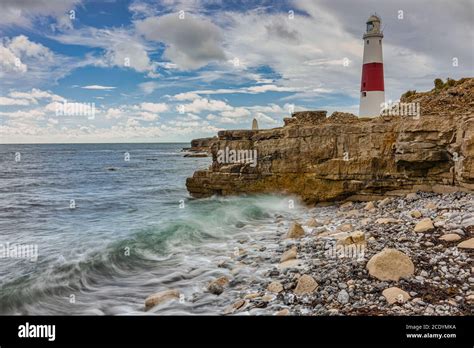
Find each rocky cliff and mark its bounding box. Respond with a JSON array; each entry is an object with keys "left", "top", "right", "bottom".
[
  {"left": 182, "top": 136, "right": 217, "bottom": 157},
  {"left": 189, "top": 137, "right": 217, "bottom": 152},
  {"left": 186, "top": 78, "right": 474, "bottom": 203}
]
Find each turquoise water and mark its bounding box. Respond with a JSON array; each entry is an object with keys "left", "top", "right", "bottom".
[{"left": 0, "top": 143, "right": 303, "bottom": 314}]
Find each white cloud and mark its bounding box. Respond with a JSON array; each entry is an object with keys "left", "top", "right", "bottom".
[
  {"left": 0, "top": 35, "right": 53, "bottom": 74},
  {"left": 220, "top": 107, "right": 250, "bottom": 118},
  {"left": 0, "top": 36, "right": 79, "bottom": 87},
  {"left": 179, "top": 98, "right": 233, "bottom": 113},
  {"left": 254, "top": 112, "right": 279, "bottom": 125},
  {"left": 47, "top": 118, "right": 59, "bottom": 126},
  {"left": 81, "top": 85, "right": 116, "bottom": 90},
  {"left": 171, "top": 84, "right": 297, "bottom": 101},
  {"left": 139, "top": 81, "right": 160, "bottom": 94},
  {"left": 172, "top": 91, "right": 200, "bottom": 101},
  {"left": 0, "top": 108, "right": 45, "bottom": 120},
  {"left": 44, "top": 101, "right": 62, "bottom": 113},
  {"left": 0, "top": 97, "right": 30, "bottom": 106},
  {"left": 0, "top": 45, "right": 27, "bottom": 73},
  {"left": 184, "top": 113, "right": 201, "bottom": 120},
  {"left": 8, "top": 35, "right": 53, "bottom": 60},
  {"left": 139, "top": 102, "right": 168, "bottom": 113},
  {"left": 0, "top": 0, "right": 81, "bottom": 29},
  {"left": 104, "top": 107, "right": 124, "bottom": 120},
  {"left": 7, "top": 88, "right": 64, "bottom": 103},
  {"left": 52, "top": 28, "right": 159, "bottom": 76},
  {"left": 103, "top": 103, "right": 168, "bottom": 121},
  {"left": 125, "top": 118, "right": 140, "bottom": 128},
  {"left": 135, "top": 13, "right": 226, "bottom": 69},
  {"left": 246, "top": 85, "right": 296, "bottom": 93},
  {"left": 137, "top": 111, "right": 158, "bottom": 121}
]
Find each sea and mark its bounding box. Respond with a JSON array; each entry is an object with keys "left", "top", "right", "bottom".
[{"left": 0, "top": 143, "right": 305, "bottom": 315}]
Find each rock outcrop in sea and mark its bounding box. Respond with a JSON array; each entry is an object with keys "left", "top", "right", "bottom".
[
  {"left": 186, "top": 78, "right": 474, "bottom": 202},
  {"left": 182, "top": 136, "right": 216, "bottom": 157}
]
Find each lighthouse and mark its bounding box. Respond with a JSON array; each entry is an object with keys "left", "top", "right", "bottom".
[{"left": 359, "top": 14, "right": 385, "bottom": 117}]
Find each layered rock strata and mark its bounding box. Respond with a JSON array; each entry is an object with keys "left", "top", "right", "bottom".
[{"left": 186, "top": 79, "right": 474, "bottom": 203}]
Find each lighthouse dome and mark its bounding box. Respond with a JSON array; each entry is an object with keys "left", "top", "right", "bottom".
[
  {"left": 365, "top": 14, "right": 382, "bottom": 36},
  {"left": 367, "top": 14, "right": 381, "bottom": 23}
]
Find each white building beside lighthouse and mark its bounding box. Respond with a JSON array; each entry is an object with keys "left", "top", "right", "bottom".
[{"left": 359, "top": 14, "right": 385, "bottom": 117}]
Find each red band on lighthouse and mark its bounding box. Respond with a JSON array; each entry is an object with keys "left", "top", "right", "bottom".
[{"left": 361, "top": 62, "right": 384, "bottom": 92}]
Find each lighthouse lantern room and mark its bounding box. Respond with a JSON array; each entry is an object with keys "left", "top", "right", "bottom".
[{"left": 359, "top": 14, "right": 385, "bottom": 117}]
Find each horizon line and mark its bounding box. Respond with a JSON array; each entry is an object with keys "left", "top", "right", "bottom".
[{"left": 0, "top": 141, "right": 191, "bottom": 145}]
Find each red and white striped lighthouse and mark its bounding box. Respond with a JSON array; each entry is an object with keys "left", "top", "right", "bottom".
[{"left": 359, "top": 14, "right": 385, "bottom": 117}]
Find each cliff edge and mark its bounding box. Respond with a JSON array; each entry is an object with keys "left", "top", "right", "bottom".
[{"left": 186, "top": 78, "right": 474, "bottom": 203}]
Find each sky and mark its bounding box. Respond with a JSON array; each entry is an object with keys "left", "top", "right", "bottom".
[{"left": 0, "top": 0, "right": 472, "bottom": 144}]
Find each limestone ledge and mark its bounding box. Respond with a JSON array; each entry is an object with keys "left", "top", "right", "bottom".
[{"left": 186, "top": 80, "right": 474, "bottom": 203}]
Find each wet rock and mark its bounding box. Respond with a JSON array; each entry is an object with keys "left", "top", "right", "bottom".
[
  {"left": 217, "top": 259, "right": 233, "bottom": 269},
  {"left": 287, "top": 222, "right": 305, "bottom": 239},
  {"left": 267, "top": 281, "right": 284, "bottom": 293},
  {"left": 294, "top": 275, "right": 318, "bottom": 295},
  {"left": 280, "top": 246, "right": 297, "bottom": 262},
  {"left": 244, "top": 293, "right": 260, "bottom": 300},
  {"left": 274, "top": 308, "right": 290, "bottom": 316},
  {"left": 366, "top": 248, "right": 415, "bottom": 281},
  {"left": 278, "top": 259, "right": 303, "bottom": 270},
  {"left": 208, "top": 276, "right": 230, "bottom": 295},
  {"left": 268, "top": 269, "right": 280, "bottom": 277},
  {"left": 223, "top": 299, "right": 247, "bottom": 314},
  {"left": 261, "top": 294, "right": 274, "bottom": 302},
  {"left": 208, "top": 283, "right": 224, "bottom": 295},
  {"left": 306, "top": 218, "right": 322, "bottom": 227},
  {"left": 145, "top": 289, "right": 180, "bottom": 310}
]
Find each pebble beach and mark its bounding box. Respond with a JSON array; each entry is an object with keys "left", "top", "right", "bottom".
[{"left": 147, "top": 192, "right": 473, "bottom": 316}]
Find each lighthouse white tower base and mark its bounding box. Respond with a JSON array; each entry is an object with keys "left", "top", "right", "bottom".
[{"left": 359, "top": 91, "right": 384, "bottom": 117}]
